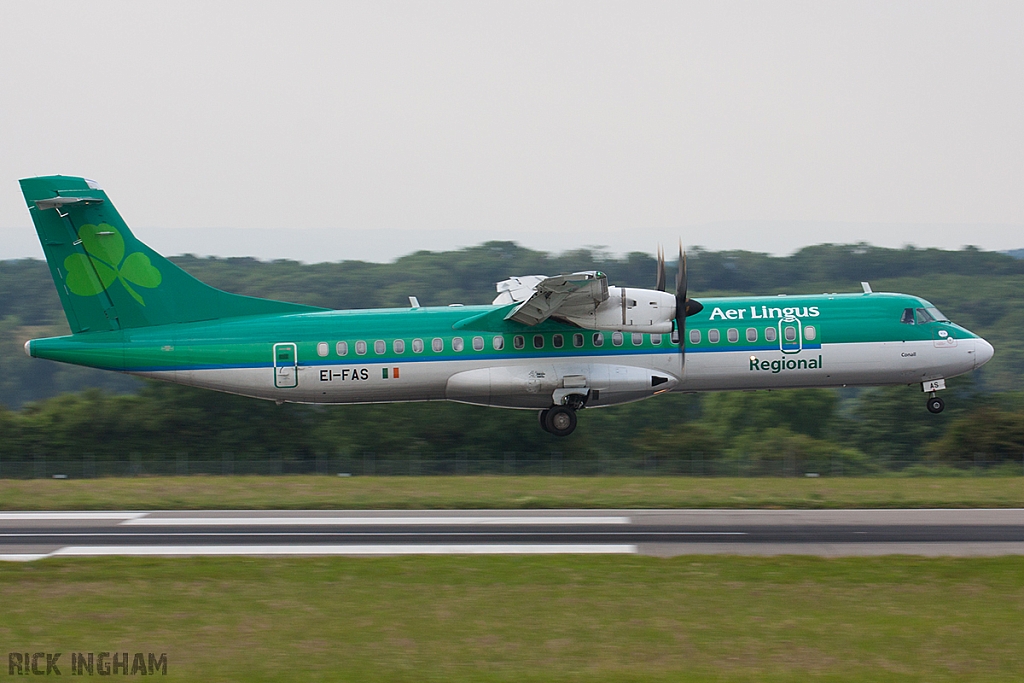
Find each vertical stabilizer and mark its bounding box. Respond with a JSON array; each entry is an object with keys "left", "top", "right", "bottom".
[{"left": 20, "top": 176, "right": 325, "bottom": 333}]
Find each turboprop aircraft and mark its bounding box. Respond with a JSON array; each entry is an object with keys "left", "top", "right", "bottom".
[{"left": 20, "top": 176, "right": 994, "bottom": 436}]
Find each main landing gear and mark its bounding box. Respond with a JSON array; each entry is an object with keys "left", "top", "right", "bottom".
[
  {"left": 539, "top": 395, "right": 585, "bottom": 437},
  {"left": 926, "top": 395, "right": 945, "bottom": 414},
  {"left": 539, "top": 406, "right": 577, "bottom": 436}
]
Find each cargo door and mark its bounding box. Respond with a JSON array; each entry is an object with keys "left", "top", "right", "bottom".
[{"left": 778, "top": 317, "right": 803, "bottom": 355}]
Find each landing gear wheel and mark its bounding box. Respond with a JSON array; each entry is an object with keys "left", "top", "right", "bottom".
[
  {"left": 539, "top": 409, "right": 551, "bottom": 433},
  {"left": 543, "top": 405, "right": 577, "bottom": 437},
  {"left": 926, "top": 396, "right": 945, "bottom": 414}
]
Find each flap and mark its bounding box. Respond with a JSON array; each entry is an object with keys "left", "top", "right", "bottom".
[{"left": 502, "top": 271, "right": 608, "bottom": 326}]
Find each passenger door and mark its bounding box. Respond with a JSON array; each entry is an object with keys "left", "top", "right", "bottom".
[{"left": 273, "top": 343, "right": 298, "bottom": 388}]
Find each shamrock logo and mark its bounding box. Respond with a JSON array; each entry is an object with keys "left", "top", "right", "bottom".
[{"left": 63, "top": 223, "right": 162, "bottom": 305}]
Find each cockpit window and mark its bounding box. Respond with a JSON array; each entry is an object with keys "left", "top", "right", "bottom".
[
  {"left": 925, "top": 306, "right": 948, "bottom": 321},
  {"left": 901, "top": 308, "right": 915, "bottom": 324},
  {"left": 915, "top": 308, "right": 935, "bottom": 324}
]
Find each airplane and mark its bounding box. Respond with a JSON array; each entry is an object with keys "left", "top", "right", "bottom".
[{"left": 20, "top": 175, "right": 994, "bottom": 436}]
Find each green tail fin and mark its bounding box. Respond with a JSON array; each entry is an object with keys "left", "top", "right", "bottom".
[{"left": 20, "top": 175, "right": 326, "bottom": 332}]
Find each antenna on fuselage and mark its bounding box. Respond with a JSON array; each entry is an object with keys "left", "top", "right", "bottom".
[
  {"left": 409, "top": 296, "right": 420, "bottom": 308},
  {"left": 861, "top": 282, "right": 872, "bottom": 294}
]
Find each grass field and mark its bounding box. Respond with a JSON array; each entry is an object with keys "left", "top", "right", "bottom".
[
  {"left": 1, "top": 475, "right": 1023, "bottom": 510},
  {"left": 0, "top": 555, "right": 1021, "bottom": 682}
]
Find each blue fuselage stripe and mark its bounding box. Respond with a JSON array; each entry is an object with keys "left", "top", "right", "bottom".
[{"left": 127, "top": 343, "right": 824, "bottom": 373}]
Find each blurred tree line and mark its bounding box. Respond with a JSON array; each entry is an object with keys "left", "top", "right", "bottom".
[
  {"left": 1, "top": 241, "right": 1023, "bottom": 471},
  {"left": 1, "top": 377, "right": 1022, "bottom": 472}
]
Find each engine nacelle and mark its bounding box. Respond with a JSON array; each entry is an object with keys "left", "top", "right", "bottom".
[{"left": 558, "top": 287, "right": 675, "bottom": 334}]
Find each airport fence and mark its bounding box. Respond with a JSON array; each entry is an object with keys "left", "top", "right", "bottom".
[{"left": 0, "top": 451, "right": 1022, "bottom": 478}]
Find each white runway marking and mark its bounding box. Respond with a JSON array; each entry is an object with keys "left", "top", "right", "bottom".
[
  {"left": 0, "top": 531, "right": 745, "bottom": 538},
  {"left": 0, "top": 512, "right": 148, "bottom": 520},
  {"left": 45, "top": 544, "right": 638, "bottom": 557},
  {"left": 4, "top": 509, "right": 1024, "bottom": 559},
  {"left": 121, "top": 516, "right": 632, "bottom": 526},
  {"left": 640, "top": 542, "right": 1024, "bottom": 557}
]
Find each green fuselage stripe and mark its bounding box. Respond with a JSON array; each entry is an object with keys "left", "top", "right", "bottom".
[{"left": 27, "top": 292, "right": 977, "bottom": 373}]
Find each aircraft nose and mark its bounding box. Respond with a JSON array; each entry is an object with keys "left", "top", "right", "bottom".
[{"left": 975, "top": 338, "right": 994, "bottom": 369}]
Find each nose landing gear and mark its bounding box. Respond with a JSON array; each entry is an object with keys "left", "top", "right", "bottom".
[
  {"left": 922, "top": 380, "right": 947, "bottom": 414},
  {"left": 926, "top": 394, "right": 945, "bottom": 414}
]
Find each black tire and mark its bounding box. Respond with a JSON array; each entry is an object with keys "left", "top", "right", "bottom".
[
  {"left": 543, "top": 405, "right": 577, "bottom": 437},
  {"left": 538, "top": 409, "right": 551, "bottom": 433},
  {"left": 926, "top": 396, "right": 945, "bottom": 414}
]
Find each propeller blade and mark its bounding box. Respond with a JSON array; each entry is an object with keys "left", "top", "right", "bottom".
[
  {"left": 671, "top": 243, "right": 705, "bottom": 363},
  {"left": 655, "top": 245, "right": 666, "bottom": 292},
  {"left": 676, "top": 244, "right": 686, "bottom": 303},
  {"left": 676, "top": 244, "right": 686, "bottom": 362}
]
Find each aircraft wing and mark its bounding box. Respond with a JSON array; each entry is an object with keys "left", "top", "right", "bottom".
[{"left": 493, "top": 271, "right": 609, "bottom": 326}]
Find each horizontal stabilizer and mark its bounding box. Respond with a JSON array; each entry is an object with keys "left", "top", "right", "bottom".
[{"left": 35, "top": 196, "right": 105, "bottom": 210}]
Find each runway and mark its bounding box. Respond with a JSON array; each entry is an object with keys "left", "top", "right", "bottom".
[{"left": 3, "top": 509, "right": 1024, "bottom": 560}]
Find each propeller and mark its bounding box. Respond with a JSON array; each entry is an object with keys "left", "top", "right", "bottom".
[{"left": 671, "top": 243, "right": 703, "bottom": 364}]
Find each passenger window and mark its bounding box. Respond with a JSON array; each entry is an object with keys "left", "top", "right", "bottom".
[
  {"left": 727, "top": 328, "right": 739, "bottom": 343},
  {"left": 533, "top": 335, "right": 544, "bottom": 349},
  {"left": 915, "top": 308, "right": 935, "bottom": 324},
  {"left": 632, "top": 332, "right": 644, "bottom": 346},
  {"left": 412, "top": 338, "right": 424, "bottom": 353},
  {"left": 651, "top": 334, "right": 662, "bottom": 345},
  {"left": 317, "top": 342, "right": 328, "bottom": 357},
  {"left": 785, "top": 326, "right": 797, "bottom": 342},
  {"left": 514, "top": 335, "right": 525, "bottom": 350},
  {"left": 805, "top": 326, "right": 816, "bottom": 341},
  {"left": 689, "top": 329, "right": 701, "bottom": 344},
  {"left": 374, "top": 340, "right": 386, "bottom": 354},
  {"left": 592, "top": 332, "right": 604, "bottom": 347},
  {"left": 393, "top": 339, "right": 405, "bottom": 354},
  {"left": 336, "top": 341, "right": 348, "bottom": 356},
  {"left": 765, "top": 327, "right": 777, "bottom": 342},
  {"left": 746, "top": 328, "right": 757, "bottom": 342},
  {"left": 553, "top": 334, "right": 564, "bottom": 349},
  {"left": 901, "top": 308, "right": 915, "bottom": 324},
  {"left": 452, "top": 337, "right": 464, "bottom": 352},
  {"left": 472, "top": 336, "right": 484, "bottom": 351},
  {"left": 612, "top": 331, "right": 623, "bottom": 346},
  {"left": 573, "top": 333, "right": 584, "bottom": 348},
  {"left": 431, "top": 338, "right": 443, "bottom": 352},
  {"left": 708, "top": 329, "right": 720, "bottom": 343},
  {"left": 355, "top": 340, "right": 367, "bottom": 355},
  {"left": 493, "top": 336, "right": 504, "bottom": 350}
]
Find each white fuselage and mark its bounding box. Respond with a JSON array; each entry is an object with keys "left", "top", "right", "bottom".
[{"left": 134, "top": 336, "right": 988, "bottom": 410}]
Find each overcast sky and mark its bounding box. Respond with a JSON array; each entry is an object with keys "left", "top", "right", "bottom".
[{"left": 1, "top": 1, "right": 1021, "bottom": 263}]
